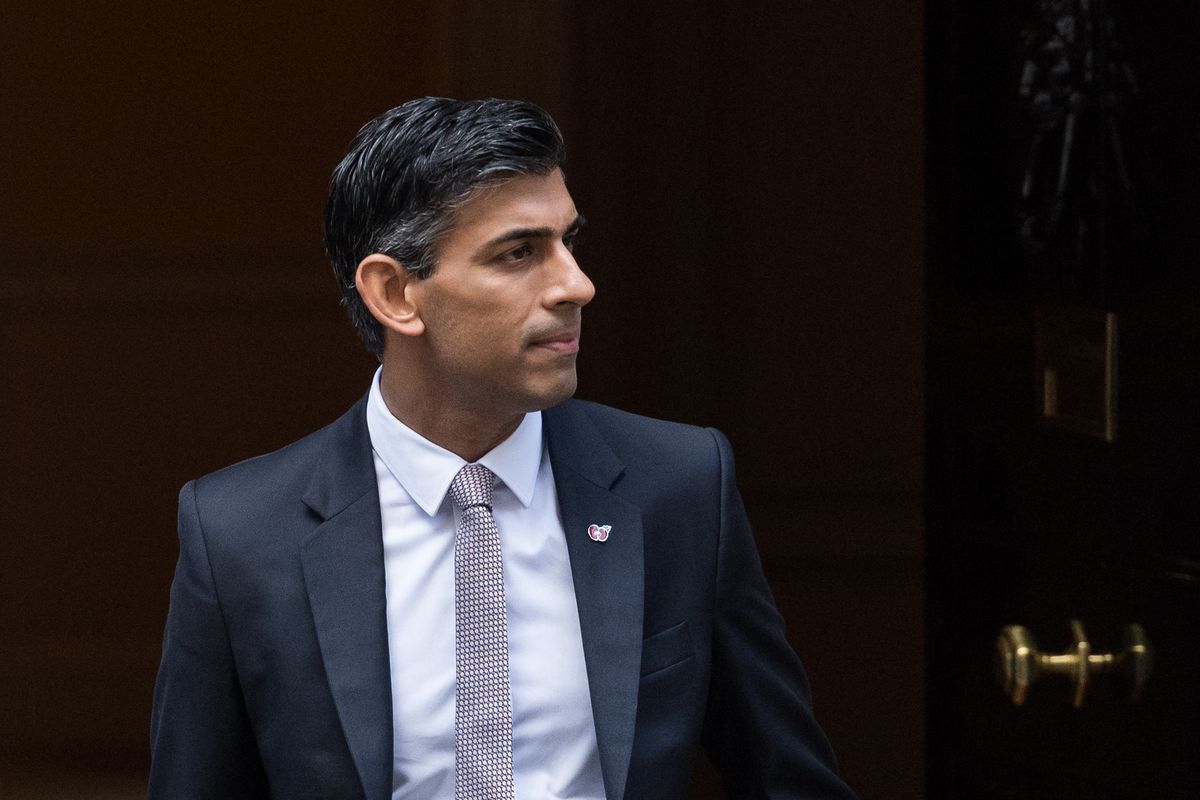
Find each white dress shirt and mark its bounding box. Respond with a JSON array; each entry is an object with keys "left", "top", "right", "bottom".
[{"left": 366, "top": 369, "right": 606, "bottom": 800}]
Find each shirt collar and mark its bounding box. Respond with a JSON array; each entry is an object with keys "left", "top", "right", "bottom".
[{"left": 365, "top": 367, "right": 543, "bottom": 516}]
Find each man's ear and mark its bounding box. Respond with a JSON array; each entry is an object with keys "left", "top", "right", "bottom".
[{"left": 355, "top": 254, "right": 425, "bottom": 338}]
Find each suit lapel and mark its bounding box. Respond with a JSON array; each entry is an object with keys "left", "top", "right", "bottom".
[
  {"left": 545, "top": 402, "right": 644, "bottom": 800},
  {"left": 299, "top": 398, "right": 393, "bottom": 800}
]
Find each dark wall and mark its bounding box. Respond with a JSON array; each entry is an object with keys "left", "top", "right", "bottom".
[{"left": 1, "top": 3, "right": 924, "bottom": 797}]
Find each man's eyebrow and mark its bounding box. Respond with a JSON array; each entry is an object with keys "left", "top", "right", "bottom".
[{"left": 482, "top": 214, "right": 587, "bottom": 250}]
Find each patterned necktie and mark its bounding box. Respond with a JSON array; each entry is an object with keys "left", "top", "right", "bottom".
[{"left": 448, "top": 464, "right": 514, "bottom": 800}]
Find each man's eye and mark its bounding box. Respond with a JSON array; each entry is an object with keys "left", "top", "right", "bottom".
[
  {"left": 563, "top": 233, "right": 579, "bottom": 252},
  {"left": 501, "top": 244, "right": 534, "bottom": 262}
]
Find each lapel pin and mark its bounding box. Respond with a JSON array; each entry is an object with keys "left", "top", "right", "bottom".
[{"left": 587, "top": 524, "right": 611, "bottom": 542}]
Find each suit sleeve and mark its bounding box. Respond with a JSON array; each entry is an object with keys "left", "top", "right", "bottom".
[
  {"left": 700, "top": 429, "right": 858, "bottom": 799},
  {"left": 148, "top": 480, "right": 269, "bottom": 799}
]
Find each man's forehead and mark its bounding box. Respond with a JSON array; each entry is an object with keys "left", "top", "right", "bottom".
[{"left": 452, "top": 169, "right": 578, "bottom": 233}]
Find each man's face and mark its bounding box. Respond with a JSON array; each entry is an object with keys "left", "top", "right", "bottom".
[{"left": 408, "top": 168, "right": 594, "bottom": 419}]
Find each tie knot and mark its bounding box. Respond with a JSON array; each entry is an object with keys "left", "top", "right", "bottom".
[{"left": 448, "top": 464, "right": 496, "bottom": 511}]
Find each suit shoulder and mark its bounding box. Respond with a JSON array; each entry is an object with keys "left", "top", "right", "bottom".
[
  {"left": 192, "top": 415, "right": 339, "bottom": 492},
  {"left": 188, "top": 398, "right": 367, "bottom": 518},
  {"left": 555, "top": 398, "right": 725, "bottom": 462}
]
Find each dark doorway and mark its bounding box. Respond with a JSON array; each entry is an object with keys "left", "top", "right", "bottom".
[{"left": 927, "top": 1, "right": 1200, "bottom": 796}]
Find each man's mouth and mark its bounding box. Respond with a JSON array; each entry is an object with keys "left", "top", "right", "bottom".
[{"left": 530, "top": 330, "right": 581, "bottom": 354}]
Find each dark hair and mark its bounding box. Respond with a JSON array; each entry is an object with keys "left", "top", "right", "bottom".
[{"left": 323, "top": 97, "right": 566, "bottom": 357}]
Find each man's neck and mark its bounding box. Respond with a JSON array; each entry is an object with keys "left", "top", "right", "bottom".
[{"left": 377, "top": 365, "right": 523, "bottom": 463}]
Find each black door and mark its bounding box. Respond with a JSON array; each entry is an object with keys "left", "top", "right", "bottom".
[{"left": 927, "top": 1, "right": 1200, "bottom": 797}]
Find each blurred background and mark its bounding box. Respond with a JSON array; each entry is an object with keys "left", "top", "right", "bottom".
[{"left": 1, "top": 1, "right": 926, "bottom": 798}]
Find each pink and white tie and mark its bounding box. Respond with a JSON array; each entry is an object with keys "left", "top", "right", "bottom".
[{"left": 448, "top": 464, "right": 514, "bottom": 800}]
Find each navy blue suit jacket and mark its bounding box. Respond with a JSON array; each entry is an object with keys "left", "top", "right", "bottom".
[{"left": 149, "top": 397, "right": 856, "bottom": 799}]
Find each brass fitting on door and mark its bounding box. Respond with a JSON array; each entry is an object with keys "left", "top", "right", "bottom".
[{"left": 995, "top": 619, "right": 1151, "bottom": 708}]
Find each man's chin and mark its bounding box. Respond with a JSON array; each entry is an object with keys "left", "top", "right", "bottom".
[{"left": 522, "top": 372, "right": 579, "bottom": 411}]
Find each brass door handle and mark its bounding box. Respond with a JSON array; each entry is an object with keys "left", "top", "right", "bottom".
[{"left": 995, "top": 619, "right": 1151, "bottom": 708}]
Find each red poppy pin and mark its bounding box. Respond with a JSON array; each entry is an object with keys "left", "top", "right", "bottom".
[{"left": 587, "top": 524, "right": 611, "bottom": 542}]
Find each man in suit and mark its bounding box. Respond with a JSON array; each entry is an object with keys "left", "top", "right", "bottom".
[{"left": 149, "top": 97, "right": 857, "bottom": 799}]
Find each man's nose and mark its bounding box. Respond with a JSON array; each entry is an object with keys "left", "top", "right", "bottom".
[{"left": 548, "top": 245, "right": 596, "bottom": 307}]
